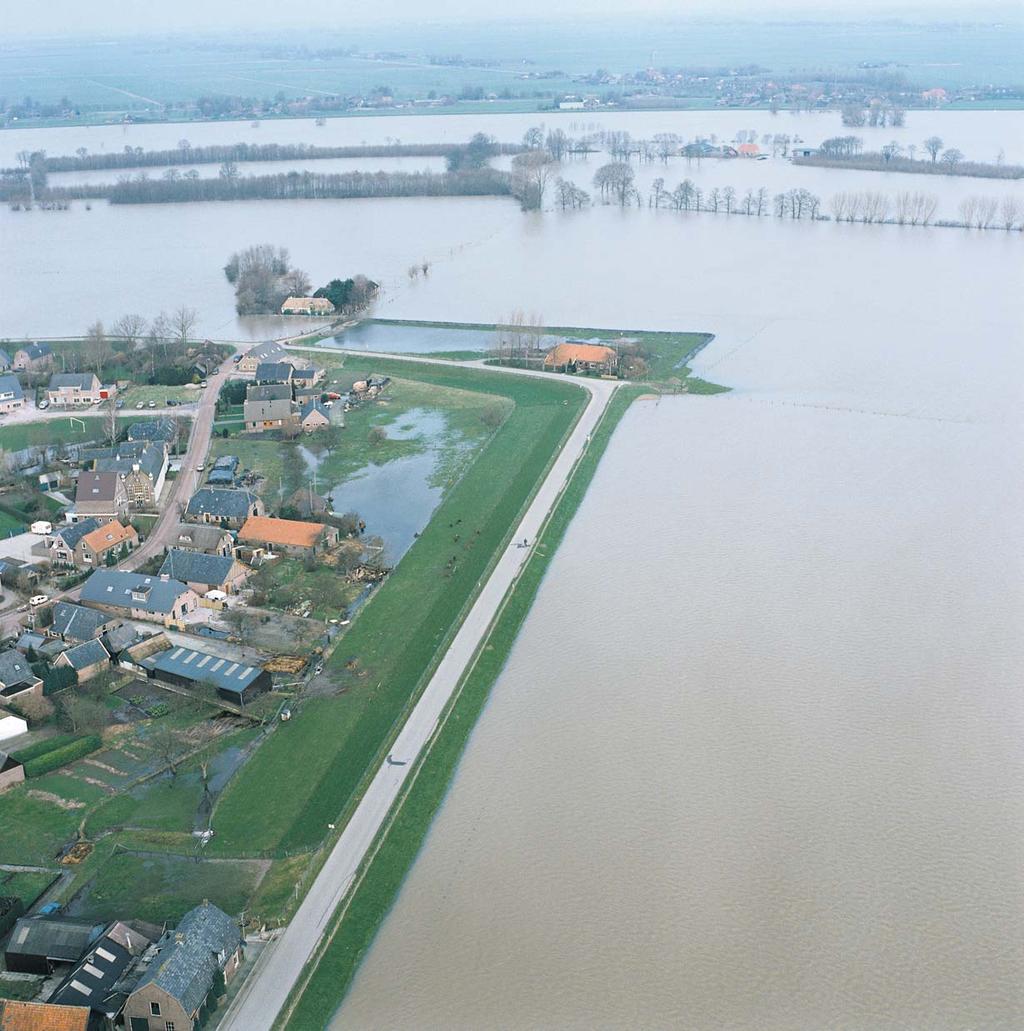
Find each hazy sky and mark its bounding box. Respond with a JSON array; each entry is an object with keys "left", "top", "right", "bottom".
[{"left": 6, "top": 0, "right": 1019, "bottom": 37}]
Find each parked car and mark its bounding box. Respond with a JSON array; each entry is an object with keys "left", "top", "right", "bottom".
[
  {"left": 29, "top": 595, "right": 49, "bottom": 607},
  {"left": 200, "top": 380, "right": 208, "bottom": 387},
  {"left": 115, "top": 399, "right": 125, "bottom": 408},
  {"left": 91, "top": 398, "right": 101, "bottom": 405},
  {"left": 136, "top": 401, "right": 145, "bottom": 409},
  {"left": 37, "top": 399, "right": 49, "bottom": 409},
  {"left": 148, "top": 400, "right": 156, "bottom": 408},
  {"left": 166, "top": 399, "right": 177, "bottom": 406}
]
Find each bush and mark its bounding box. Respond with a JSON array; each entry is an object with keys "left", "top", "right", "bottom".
[
  {"left": 20, "top": 734, "right": 102, "bottom": 777},
  {"left": 42, "top": 666, "right": 77, "bottom": 696},
  {"left": 11, "top": 733, "right": 80, "bottom": 763}
]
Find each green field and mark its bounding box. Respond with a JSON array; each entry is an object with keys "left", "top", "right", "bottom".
[
  {"left": 0, "top": 414, "right": 179, "bottom": 453},
  {"left": 280, "top": 384, "right": 646, "bottom": 1027},
  {"left": 211, "top": 358, "right": 584, "bottom": 855}
]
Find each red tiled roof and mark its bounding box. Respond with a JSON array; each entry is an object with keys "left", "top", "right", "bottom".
[{"left": 0, "top": 1001, "right": 90, "bottom": 1031}]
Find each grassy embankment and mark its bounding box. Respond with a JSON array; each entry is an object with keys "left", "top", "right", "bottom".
[
  {"left": 279, "top": 383, "right": 647, "bottom": 1028},
  {"left": 211, "top": 359, "right": 586, "bottom": 856}
]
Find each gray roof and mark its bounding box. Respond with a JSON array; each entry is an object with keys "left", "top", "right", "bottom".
[
  {"left": 132, "top": 903, "right": 240, "bottom": 1016},
  {"left": 254, "top": 361, "right": 294, "bottom": 383},
  {"left": 0, "top": 374, "right": 24, "bottom": 401},
  {"left": 101, "top": 624, "right": 140, "bottom": 655},
  {"left": 244, "top": 397, "right": 294, "bottom": 423},
  {"left": 127, "top": 417, "right": 177, "bottom": 443},
  {"left": 169, "top": 523, "right": 231, "bottom": 552},
  {"left": 51, "top": 601, "right": 114, "bottom": 642},
  {"left": 244, "top": 341, "right": 287, "bottom": 362},
  {"left": 94, "top": 443, "right": 165, "bottom": 481},
  {"left": 80, "top": 570, "right": 192, "bottom": 615},
  {"left": 0, "top": 649, "right": 38, "bottom": 689},
  {"left": 6, "top": 917, "right": 102, "bottom": 963},
  {"left": 185, "top": 487, "right": 259, "bottom": 522},
  {"left": 20, "top": 342, "right": 52, "bottom": 360},
  {"left": 299, "top": 398, "right": 330, "bottom": 422},
  {"left": 50, "top": 922, "right": 150, "bottom": 1015},
  {"left": 246, "top": 383, "right": 291, "bottom": 402},
  {"left": 76, "top": 472, "right": 121, "bottom": 503},
  {"left": 53, "top": 518, "right": 102, "bottom": 550},
  {"left": 141, "top": 644, "right": 264, "bottom": 696},
  {"left": 50, "top": 372, "right": 98, "bottom": 390},
  {"left": 159, "top": 549, "right": 237, "bottom": 588},
  {"left": 59, "top": 638, "right": 110, "bottom": 671}
]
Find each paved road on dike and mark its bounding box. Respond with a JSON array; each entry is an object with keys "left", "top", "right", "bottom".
[{"left": 221, "top": 354, "right": 619, "bottom": 1030}]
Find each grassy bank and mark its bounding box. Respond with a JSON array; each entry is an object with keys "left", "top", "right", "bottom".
[
  {"left": 278, "top": 384, "right": 645, "bottom": 1028},
  {"left": 211, "top": 359, "right": 585, "bottom": 855}
]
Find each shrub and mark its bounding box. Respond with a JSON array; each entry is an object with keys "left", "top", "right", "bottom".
[
  {"left": 20, "top": 735, "right": 102, "bottom": 777},
  {"left": 11, "top": 734, "right": 79, "bottom": 763}
]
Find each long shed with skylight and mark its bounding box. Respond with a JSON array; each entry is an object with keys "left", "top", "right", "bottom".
[{"left": 139, "top": 645, "right": 272, "bottom": 705}]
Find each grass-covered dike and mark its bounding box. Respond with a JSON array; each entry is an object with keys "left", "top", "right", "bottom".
[{"left": 277, "top": 384, "right": 645, "bottom": 1029}]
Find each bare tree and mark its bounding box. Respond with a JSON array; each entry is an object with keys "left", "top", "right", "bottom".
[
  {"left": 170, "top": 305, "right": 197, "bottom": 349},
  {"left": 999, "top": 195, "right": 1021, "bottom": 230},
  {"left": 653, "top": 133, "right": 680, "bottom": 164},
  {"left": 923, "top": 136, "right": 944, "bottom": 162},
  {"left": 511, "top": 150, "right": 556, "bottom": 210},
  {"left": 111, "top": 313, "right": 147, "bottom": 349},
  {"left": 103, "top": 396, "right": 119, "bottom": 447},
  {"left": 940, "top": 148, "right": 964, "bottom": 173},
  {"left": 83, "top": 320, "right": 112, "bottom": 375}
]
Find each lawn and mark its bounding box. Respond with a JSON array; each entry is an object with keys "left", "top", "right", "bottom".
[
  {"left": 212, "top": 359, "right": 584, "bottom": 855},
  {"left": 280, "top": 385, "right": 647, "bottom": 1028},
  {"left": 0, "top": 414, "right": 184, "bottom": 453},
  {"left": 0, "top": 511, "right": 25, "bottom": 537},
  {"left": 249, "top": 559, "right": 363, "bottom": 623},
  {"left": 118, "top": 383, "right": 200, "bottom": 407},
  {"left": 0, "top": 869, "right": 58, "bottom": 909},
  {"left": 69, "top": 849, "right": 264, "bottom": 925}
]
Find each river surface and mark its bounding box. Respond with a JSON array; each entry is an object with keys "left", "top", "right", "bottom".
[
  {"left": 327, "top": 114, "right": 1023, "bottom": 1030},
  {"left": 5, "top": 107, "right": 1024, "bottom": 1028},
  {"left": 1, "top": 109, "right": 1021, "bottom": 341}
]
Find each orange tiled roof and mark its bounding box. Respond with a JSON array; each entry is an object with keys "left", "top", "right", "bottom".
[
  {"left": 238, "top": 515, "right": 325, "bottom": 548},
  {"left": 81, "top": 519, "right": 137, "bottom": 553},
  {"left": 544, "top": 342, "right": 617, "bottom": 366},
  {"left": 0, "top": 1001, "right": 89, "bottom": 1031}
]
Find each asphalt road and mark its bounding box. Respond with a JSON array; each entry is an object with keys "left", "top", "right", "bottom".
[{"left": 221, "top": 356, "right": 619, "bottom": 1030}]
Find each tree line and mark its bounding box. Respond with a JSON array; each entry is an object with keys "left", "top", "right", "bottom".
[
  {"left": 798, "top": 135, "right": 1022, "bottom": 179},
  {"left": 22, "top": 138, "right": 523, "bottom": 174},
  {"left": 102, "top": 168, "right": 512, "bottom": 204}
]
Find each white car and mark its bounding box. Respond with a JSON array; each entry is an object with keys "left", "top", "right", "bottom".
[
  {"left": 38, "top": 400, "right": 49, "bottom": 410},
  {"left": 29, "top": 595, "right": 49, "bottom": 607},
  {"left": 148, "top": 400, "right": 157, "bottom": 408},
  {"left": 136, "top": 401, "right": 145, "bottom": 410}
]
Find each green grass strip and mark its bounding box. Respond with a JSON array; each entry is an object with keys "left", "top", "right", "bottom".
[{"left": 278, "top": 385, "right": 644, "bottom": 1029}]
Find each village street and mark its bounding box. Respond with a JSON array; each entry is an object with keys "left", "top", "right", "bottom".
[{"left": 220, "top": 354, "right": 619, "bottom": 1030}]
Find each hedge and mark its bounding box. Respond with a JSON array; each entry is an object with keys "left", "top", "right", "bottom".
[
  {"left": 21, "top": 735, "right": 102, "bottom": 777},
  {"left": 11, "top": 734, "right": 80, "bottom": 764}
]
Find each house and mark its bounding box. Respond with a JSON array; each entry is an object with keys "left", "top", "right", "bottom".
[
  {"left": 54, "top": 639, "right": 110, "bottom": 683},
  {"left": 235, "top": 341, "right": 288, "bottom": 374},
  {"left": 0, "top": 650, "right": 43, "bottom": 703},
  {"left": 73, "top": 473, "right": 129, "bottom": 523},
  {"left": 254, "top": 362, "right": 294, "bottom": 385},
  {"left": 238, "top": 515, "right": 339, "bottom": 557},
  {"left": 15, "top": 632, "right": 66, "bottom": 661},
  {"left": 737, "top": 142, "right": 760, "bottom": 157},
  {"left": 49, "top": 601, "right": 120, "bottom": 643},
  {"left": 166, "top": 523, "right": 234, "bottom": 557},
  {"left": 75, "top": 520, "right": 138, "bottom": 567},
  {"left": 49, "top": 922, "right": 151, "bottom": 1029},
  {"left": 0, "top": 708, "right": 28, "bottom": 744},
  {"left": 289, "top": 364, "right": 325, "bottom": 388},
  {"left": 0, "top": 1000, "right": 89, "bottom": 1030},
  {"left": 206, "top": 456, "right": 238, "bottom": 486},
  {"left": 0, "top": 752, "right": 25, "bottom": 793},
  {"left": 543, "top": 342, "right": 618, "bottom": 374},
  {"left": 4, "top": 917, "right": 102, "bottom": 974},
  {"left": 792, "top": 146, "right": 817, "bottom": 159},
  {"left": 11, "top": 343, "right": 53, "bottom": 372},
  {"left": 298, "top": 399, "right": 332, "bottom": 433},
  {"left": 46, "top": 519, "right": 102, "bottom": 567},
  {"left": 122, "top": 902, "right": 242, "bottom": 1031},
  {"left": 245, "top": 383, "right": 291, "bottom": 404},
  {"left": 91, "top": 443, "right": 168, "bottom": 507},
  {"left": 80, "top": 571, "right": 198, "bottom": 627},
  {"left": 243, "top": 395, "right": 297, "bottom": 433},
  {"left": 0, "top": 375, "right": 26, "bottom": 414},
  {"left": 0, "top": 349, "right": 11, "bottom": 371},
  {"left": 280, "top": 296, "right": 335, "bottom": 316},
  {"left": 184, "top": 488, "right": 263, "bottom": 529},
  {"left": 140, "top": 645, "right": 271, "bottom": 705},
  {"left": 158, "top": 550, "right": 247, "bottom": 595},
  {"left": 126, "top": 418, "right": 178, "bottom": 449},
  {"left": 46, "top": 373, "right": 109, "bottom": 407}
]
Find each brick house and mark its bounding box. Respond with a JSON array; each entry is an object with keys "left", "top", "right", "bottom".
[
  {"left": 90, "top": 443, "right": 168, "bottom": 507},
  {"left": 0, "top": 650, "right": 43, "bottom": 704},
  {"left": 76, "top": 520, "right": 138, "bottom": 567},
  {"left": 543, "top": 342, "right": 618, "bottom": 374},
  {"left": 121, "top": 902, "right": 242, "bottom": 1031},
  {"left": 158, "top": 550, "right": 248, "bottom": 595},
  {"left": 80, "top": 571, "right": 198, "bottom": 628},
  {"left": 235, "top": 341, "right": 288, "bottom": 374},
  {"left": 298, "top": 398, "right": 331, "bottom": 433},
  {"left": 0, "top": 752, "right": 26, "bottom": 794},
  {"left": 74, "top": 472, "right": 129, "bottom": 523},
  {"left": 0, "top": 375, "right": 26, "bottom": 414},
  {"left": 54, "top": 639, "right": 110, "bottom": 683},
  {"left": 11, "top": 342, "right": 53, "bottom": 372},
  {"left": 46, "top": 372, "right": 112, "bottom": 406},
  {"left": 184, "top": 488, "right": 263, "bottom": 530}
]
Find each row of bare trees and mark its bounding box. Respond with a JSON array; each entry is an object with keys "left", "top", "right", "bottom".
[
  {"left": 492, "top": 311, "right": 546, "bottom": 364},
  {"left": 958, "top": 195, "right": 1023, "bottom": 230}
]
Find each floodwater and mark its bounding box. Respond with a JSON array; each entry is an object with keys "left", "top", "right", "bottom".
[
  {"left": 327, "top": 116, "right": 1024, "bottom": 1030},
  {"left": 6, "top": 106, "right": 1024, "bottom": 1028},
  {"left": 1, "top": 109, "right": 1022, "bottom": 341}
]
